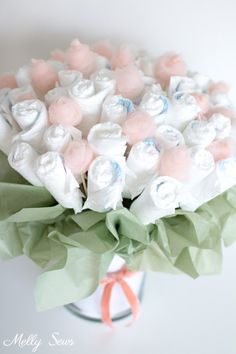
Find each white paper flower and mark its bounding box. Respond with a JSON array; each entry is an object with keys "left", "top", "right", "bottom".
[
  {"left": 58, "top": 70, "right": 83, "bottom": 87},
  {"left": 188, "top": 71, "right": 210, "bottom": 91},
  {"left": 91, "top": 68, "right": 115, "bottom": 92},
  {"left": 8, "top": 142, "right": 43, "bottom": 186},
  {"left": 168, "top": 76, "right": 197, "bottom": 96},
  {"left": 125, "top": 138, "right": 160, "bottom": 198},
  {"left": 36, "top": 151, "right": 83, "bottom": 213},
  {"left": 179, "top": 156, "right": 236, "bottom": 212},
  {"left": 12, "top": 99, "right": 48, "bottom": 151},
  {"left": 44, "top": 87, "right": 67, "bottom": 106},
  {"left": 100, "top": 95, "right": 134, "bottom": 125},
  {"left": 130, "top": 176, "right": 181, "bottom": 224},
  {"left": 155, "top": 124, "right": 185, "bottom": 149},
  {"left": 140, "top": 84, "right": 169, "bottom": 125},
  {"left": 84, "top": 156, "right": 125, "bottom": 212},
  {"left": 43, "top": 124, "right": 82, "bottom": 152},
  {"left": 87, "top": 122, "right": 127, "bottom": 156},
  {"left": 183, "top": 119, "right": 216, "bottom": 147},
  {"left": 168, "top": 92, "right": 200, "bottom": 130},
  {"left": 209, "top": 113, "right": 231, "bottom": 140},
  {"left": 15, "top": 65, "right": 31, "bottom": 87},
  {"left": 0, "top": 112, "right": 15, "bottom": 155},
  {"left": 8, "top": 85, "right": 36, "bottom": 105},
  {"left": 68, "top": 78, "right": 113, "bottom": 136}
]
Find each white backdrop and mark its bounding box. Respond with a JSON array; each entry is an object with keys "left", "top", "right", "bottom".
[{"left": 0, "top": 1, "right": 236, "bottom": 353}]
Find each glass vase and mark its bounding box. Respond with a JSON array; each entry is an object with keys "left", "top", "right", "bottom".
[{"left": 65, "top": 255, "right": 145, "bottom": 323}]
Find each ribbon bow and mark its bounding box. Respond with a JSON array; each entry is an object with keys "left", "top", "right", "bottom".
[{"left": 100, "top": 266, "right": 140, "bottom": 327}]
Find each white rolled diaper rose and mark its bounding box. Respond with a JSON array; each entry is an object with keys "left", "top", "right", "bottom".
[{"left": 83, "top": 156, "right": 125, "bottom": 212}]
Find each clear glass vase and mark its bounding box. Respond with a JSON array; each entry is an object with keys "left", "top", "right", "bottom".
[{"left": 65, "top": 255, "right": 145, "bottom": 323}]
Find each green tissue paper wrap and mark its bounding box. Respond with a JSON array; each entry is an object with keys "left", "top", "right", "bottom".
[{"left": 0, "top": 151, "right": 236, "bottom": 311}]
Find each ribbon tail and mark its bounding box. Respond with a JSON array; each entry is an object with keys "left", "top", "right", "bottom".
[
  {"left": 120, "top": 279, "right": 140, "bottom": 326},
  {"left": 101, "top": 281, "right": 115, "bottom": 328}
]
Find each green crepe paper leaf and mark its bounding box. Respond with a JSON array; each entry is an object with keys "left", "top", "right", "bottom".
[
  {"left": 0, "top": 183, "right": 56, "bottom": 221},
  {"left": 5, "top": 204, "right": 65, "bottom": 223},
  {"left": 106, "top": 208, "right": 152, "bottom": 244},
  {"left": 0, "top": 219, "right": 66, "bottom": 268},
  {"left": 174, "top": 241, "right": 222, "bottom": 278},
  {"left": 35, "top": 246, "right": 114, "bottom": 311},
  {"left": 115, "top": 235, "right": 147, "bottom": 258},
  {"left": 0, "top": 222, "right": 25, "bottom": 259},
  {"left": 0, "top": 151, "right": 28, "bottom": 185},
  {"left": 48, "top": 221, "right": 118, "bottom": 254},
  {"left": 0, "top": 158, "right": 236, "bottom": 310},
  {"left": 162, "top": 208, "right": 220, "bottom": 250},
  {"left": 70, "top": 210, "right": 106, "bottom": 231},
  {"left": 221, "top": 214, "right": 236, "bottom": 246},
  {"left": 204, "top": 187, "right": 236, "bottom": 246},
  {"left": 125, "top": 240, "right": 179, "bottom": 274}
]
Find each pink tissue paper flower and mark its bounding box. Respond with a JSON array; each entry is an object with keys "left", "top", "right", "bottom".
[
  {"left": 48, "top": 96, "right": 82, "bottom": 126},
  {"left": 64, "top": 139, "right": 94, "bottom": 174}
]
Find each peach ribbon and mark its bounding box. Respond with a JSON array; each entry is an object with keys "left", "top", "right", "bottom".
[{"left": 100, "top": 266, "right": 140, "bottom": 327}]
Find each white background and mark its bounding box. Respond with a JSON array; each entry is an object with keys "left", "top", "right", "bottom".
[{"left": 0, "top": 0, "right": 236, "bottom": 353}]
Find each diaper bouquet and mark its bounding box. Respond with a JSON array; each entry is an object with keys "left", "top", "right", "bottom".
[{"left": 0, "top": 39, "right": 236, "bottom": 321}]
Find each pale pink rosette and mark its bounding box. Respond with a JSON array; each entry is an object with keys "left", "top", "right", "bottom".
[
  {"left": 207, "top": 138, "right": 235, "bottom": 162},
  {"left": 91, "top": 40, "right": 114, "bottom": 60},
  {"left": 159, "top": 146, "right": 192, "bottom": 182},
  {"left": 65, "top": 39, "right": 96, "bottom": 77},
  {"left": 191, "top": 93, "right": 209, "bottom": 114},
  {"left": 50, "top": 49, "right": 65, "bottom": 63},
  {"left": 0, "top": 73, "right": 17, "bottom": 89},
  {"left": 154, "top": 53, "right": 187, "bottom": 87},
  {"left": 115, "top": 64, "right": 144, "bottom": 100},
  {"left": 111, "top": 44, "right": 134, "bottom": 69},
  {"left": 122, "top": 111, "right": 156, "bottom": 145},
  {"left": 48, "top": 96, "right": 82, "bottom": 126},
  {"left": 31, "top": 59, "right": 58, "bottom": 97},
  {"left": 208, "top": 81, "right": 229, "bottom": 95},
  {"left": 64, "top": 139, "right": 94, "bottom": 175}
]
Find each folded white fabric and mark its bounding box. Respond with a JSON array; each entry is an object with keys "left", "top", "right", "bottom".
[
  {"left": 44, "top": 87, "right": 68, "bottom": 106},
  {"left": 8, "top": 85, "right": 36, "bottom": 105},
  {"left": 0, "top": 89, "right": 12, "bottom": 115},
  {"left": 188, "top": 147, "right": 215, "bottom": 185},
  {"left": 68, "top": 78, "right": 113, "bottom": 136},
  {"left": 209, "top": 113, "right": 231, "bottom": 139},
  {"left": 183, "top": 119, "right": 216, "bottom": 147},
  {"left": 43, "top": 124, "right": 82, "bottom": 152},
  {"left": 155, "top": 124, "right": 185, "bottom": 149},
  {"left": 36, "top": 151, "right": 83, "bottom": 212},
  {"left": 210, "top": 92, "right": 231, "bottom": 107},
  {"left": 168, "top": 76, "right": 197, "bottom": 96},
  {"left": 125, "top": 138, "right": 160, "bottom": 198},
  {"left": 100, "top": 95, "right": 134, "bottom": 125},
  {"left": 168, "top": 92, "right": 200, "bottom": 131},
  {"left": 91, "top": 68, "right": 116, "bottom": 92},
  {"left": 8, "top": 142, "right": 43, "bottom": 186},
  {"left": 178, "top": 148, "right": 215, "bottom": 207},
  {"left": 87, "top": 122, "right": 127, "bottom": 156},
  {"left": 84, "top": 156, "right": 125, "bottom": 212},
  {"left": 0, "top": 113, "right": 15, "bottom": 155},
  {"left": 139, "top": 84, "right": 169, "bottom": 125},
  {"left": 12, "top": 99, "right": 48, "bottom": 151},
  {"left": 130, "top": 176, "right": 181, "bottom": 224},
  {"left": 0, "top": 89, "right": 20, "bottom": 134},
  {"left": 15, "top": 65, "right": 31, "bottom": 87},
  {"left": 179, "top": 157, "right": 236, "bottom": 211},
  {"left": 58, "top": 70, "right": 83, "bottom": 87},
  {"left": 188, "top": 72, "right": 210, "bottom": 91}
]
